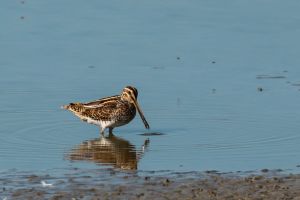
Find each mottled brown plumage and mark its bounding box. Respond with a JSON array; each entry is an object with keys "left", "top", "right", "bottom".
[{"left": 62, "top": 86, "right": 150, "bottom": 134}]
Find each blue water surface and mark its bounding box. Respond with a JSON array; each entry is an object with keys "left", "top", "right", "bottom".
[{"left": 0, "top": 0, "right": 300, "bottom": 173}]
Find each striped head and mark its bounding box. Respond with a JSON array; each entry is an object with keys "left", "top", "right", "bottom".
[
  {"left": 121, "top": 86, "right": 150, "bottom": 129},
  {"left": 121, "top": 86, "right": 138, "bottom": 101}
]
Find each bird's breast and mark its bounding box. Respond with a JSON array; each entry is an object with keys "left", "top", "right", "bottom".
[{"left": 115, "top": 102, "right": 136, "bottom": 121}]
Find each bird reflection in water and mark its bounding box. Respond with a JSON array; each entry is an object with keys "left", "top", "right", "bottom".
[{"left": 67, "top": 133, "right": 149, "bottom": 170}]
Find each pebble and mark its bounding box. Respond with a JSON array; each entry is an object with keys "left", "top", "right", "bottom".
[
  {"left": 162, "top": 178, "right": 170, "bottom": 186},
  {"left": 261, "top": 169, "right": 269, "bottom": 173},
  {"left": 252, "top": 176, "right": 263, "bottom": 181}
]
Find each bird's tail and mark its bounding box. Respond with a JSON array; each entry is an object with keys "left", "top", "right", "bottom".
[
  {"left": 61, "top": 104, "right": 69, "bottom": 110},
  {"left": 61, "top": 103, "right": 85, "bottom": 113}
]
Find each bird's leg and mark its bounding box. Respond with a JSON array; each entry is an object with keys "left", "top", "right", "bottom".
[{"left": 108, "top": 127, "right": 114, "bottom": 136}]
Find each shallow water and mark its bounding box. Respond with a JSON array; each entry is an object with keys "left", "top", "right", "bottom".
[{"left": 1, "top": 0, "right": 300, "bottom": 176}]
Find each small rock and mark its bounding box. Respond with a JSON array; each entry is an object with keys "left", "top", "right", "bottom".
[
  {"left": 136, "top": 193, "right": 144, "bottom": 197},
  {"left": 162, "top": 178, "right": 170, "bottom": 186},
  {"left": 256, "top": 184, "right": 264, "bottom": 189},
  {"left": 208, "top": 189, "right": 217, "bottom": 196},
  {"left": 27, "top": 175, "right": 40, "bottom": 183},
  {"left": 273, "top": 184, "right": 280, "bottom": 190},
  {"left": 252, "top": 175, "right": 263, "bottom": 181},
  {"left": 261, "top": 168, "right": 269, "bottom": 173},
  {"left": 205, "top": 170, "right": 218, "bottom": 174},
  {"left": 88, "top": 188, "right": 96, "bottom": 192}
]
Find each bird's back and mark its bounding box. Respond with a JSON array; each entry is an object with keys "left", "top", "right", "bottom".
[{"left": 63, "top": 95, "right": 136, "bottom": 126}]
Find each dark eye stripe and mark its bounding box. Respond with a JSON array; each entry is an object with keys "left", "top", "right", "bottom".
[
  {"left": 124, "top": 89, "right": 135, "bottom": 100},
  {"left": 125, "top": 86, "right": 138, "bottom": 98}
]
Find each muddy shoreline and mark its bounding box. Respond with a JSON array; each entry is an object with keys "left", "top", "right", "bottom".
[{"left": 2, "top": 170, "right": 300, "bottom": 200}]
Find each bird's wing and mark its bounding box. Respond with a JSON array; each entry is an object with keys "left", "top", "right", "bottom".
[
  {"left": 81, "top": 99, "right": 120, "bottom": 121},
  {"left": 82, "top": 95, "right": 120, "bottom": 109}
]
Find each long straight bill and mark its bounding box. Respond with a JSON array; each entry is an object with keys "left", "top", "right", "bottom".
[{"left": 133, "top": 100, "right": 150, "bottom": 129}]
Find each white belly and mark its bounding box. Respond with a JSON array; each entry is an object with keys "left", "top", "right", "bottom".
[
  {"left": 79, "top": 115, "right": 131, "bottom": 130},
  {"left": 84, "top": 117, "right": 113, "bottom": 128}
]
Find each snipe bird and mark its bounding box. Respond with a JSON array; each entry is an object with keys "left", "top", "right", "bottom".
[{"left": 62, "top": 86, "right": 150, "bottom": 134}]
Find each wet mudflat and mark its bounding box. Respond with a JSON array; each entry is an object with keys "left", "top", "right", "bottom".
[{"left": 2, "top": 170, "right": 300, "bottom": 200}]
